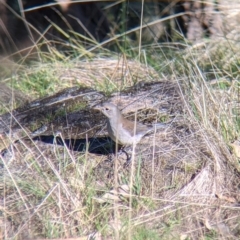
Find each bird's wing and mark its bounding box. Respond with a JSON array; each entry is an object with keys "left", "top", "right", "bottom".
[{"left": 123, "top": 119, "right": 149, "bottom": 136}]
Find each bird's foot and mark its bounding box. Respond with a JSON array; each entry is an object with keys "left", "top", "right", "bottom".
[
  {"left": 105, "top": 148, "right": 132, "bottom": 167},
  {"left": 119, "top": 148, "right": 132, "bottom": 168},
  {"left": 105, "top": 151, "right": 125, "bottom": 163}
]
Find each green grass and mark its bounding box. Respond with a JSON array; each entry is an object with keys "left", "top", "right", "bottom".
[{"left": 132, "top": 226, "right": 160, "bottom": 240}]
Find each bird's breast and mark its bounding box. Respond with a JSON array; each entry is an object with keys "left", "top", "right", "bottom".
[{"left": 107, "top": 120, "right": 142, "bottom": 145}]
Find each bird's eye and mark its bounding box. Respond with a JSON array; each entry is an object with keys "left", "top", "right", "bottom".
[{"left": 105, "top": 107, "right": 109, "bottom": 111}]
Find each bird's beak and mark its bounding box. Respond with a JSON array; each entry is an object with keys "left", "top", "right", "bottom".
[{"left": 93, "top": 104, "right": 102, "bottom": 111}]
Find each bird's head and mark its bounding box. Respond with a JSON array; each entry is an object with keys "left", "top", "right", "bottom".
[{"left": 94, "top": 102, "right": 121, "bottom": 120}]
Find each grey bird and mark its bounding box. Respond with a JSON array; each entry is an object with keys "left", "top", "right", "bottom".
[{"left": 95, "top": 102, "right": 166, "bottom": 147}]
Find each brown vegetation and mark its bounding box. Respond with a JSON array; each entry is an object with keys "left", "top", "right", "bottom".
[
  {"left": 0, "top": 0, "right": 240, "bottom": 239},
  {"left": 0, "top": 58, "right": 240, "bottom": 239}
]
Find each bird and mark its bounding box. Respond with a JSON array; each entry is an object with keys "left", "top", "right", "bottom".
[{"left": 94, "top": 102, "right": 166, "bottom": 164}]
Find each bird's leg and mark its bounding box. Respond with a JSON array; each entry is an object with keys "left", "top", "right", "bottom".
[
  {"left": 106, "top": 146, "right": 132, "bottom": 167},
  {"left": 119, "top": 147, "right": 132, "bottom": 167},
  {"left": 105, "top": 144, "right": 123, "bottom": 162},
  {"left": 123, "top": 155, "right": 132, "bottom": 168}
]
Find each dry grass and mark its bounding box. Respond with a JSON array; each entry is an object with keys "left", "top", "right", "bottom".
[
  {"left": 1, "top": 54, "right": 240, "bottom": 239},
  {"left": 1, "top": 1, "right": 240, "bottom": 239}
]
